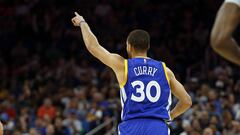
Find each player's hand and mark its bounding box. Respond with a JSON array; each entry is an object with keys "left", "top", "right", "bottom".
[{"left": 71, "top": 12, "right": 85, "bottom": 27}]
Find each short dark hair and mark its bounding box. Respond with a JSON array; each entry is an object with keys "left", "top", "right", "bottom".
[{"left": 127, "top": 29, "right": 150, "bottom": 52}]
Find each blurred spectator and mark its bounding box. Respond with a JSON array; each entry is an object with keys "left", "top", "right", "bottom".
[
  {"left": 37, "top": 98, "right": 56, "bottom": 120},
  {"left": 29, "top": 128, "right": 40, "bottom": 135},
  {"left": 34, "top": 118, "right": 46, "bottom": 135},
  {"left": 46, "top": 124, "right": 55, "bottom": 135},
  {"left": 54, "top": 117, "right": 70, "bottom": 135},
  {"left": 203, "top": 128, "right": 213, "bottom": 135},
  {"left": 63, "top": 110, "right": 83, "bottom": 135}
]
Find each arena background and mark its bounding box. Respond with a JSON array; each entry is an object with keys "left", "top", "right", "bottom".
[{"left": 0, "top": 0, "right": 240, "bottom": 135}]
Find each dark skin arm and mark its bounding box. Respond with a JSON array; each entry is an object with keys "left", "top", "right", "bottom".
[{"left": 211, "top": 3, "right": 240, "bottom": 65}]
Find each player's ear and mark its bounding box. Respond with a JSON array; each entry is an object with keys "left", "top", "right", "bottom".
[
  {"left": 129, "top": 44, "right": 136, "bottom": 53},
  {"left": 126, "top": 42, "right": 130, "bottom": 51}
]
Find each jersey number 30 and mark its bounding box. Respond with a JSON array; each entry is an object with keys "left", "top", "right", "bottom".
[{"left": 131, "top": 80, "right": 161, "bottom": 103}]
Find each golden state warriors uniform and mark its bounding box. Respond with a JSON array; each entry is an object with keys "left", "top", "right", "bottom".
[{"left": 119, "top": 58, "right": 172, "bottom": 135}]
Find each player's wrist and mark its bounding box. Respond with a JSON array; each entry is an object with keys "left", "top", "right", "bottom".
[
  {"left": 79, "top": 18, "right": 86, "bottom": 27},
  {"left": 79, "top": 20, "right": 86, "bottom": 26}
]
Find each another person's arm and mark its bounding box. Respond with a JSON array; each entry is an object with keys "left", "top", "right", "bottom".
[
  {"left": 0, "top": 121, "right": 3, "bottom": 135},
  {"left": 71, "top": 12, "right": 125, "bottom": 83},
  {"left": 167, "top": 68, "right": 192, "bottom": 120},
  {"left": 211, "top": 3, "right": 240, "bottom": 65}
]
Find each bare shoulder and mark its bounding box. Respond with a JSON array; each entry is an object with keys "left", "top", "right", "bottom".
[
  {"left": 109, "top": 53, "right": 125, "bottom": 76},
  {"left": 111, "top": 53, "right": 125, "bottom": 61},
  {"left": 110, "top": 53, "right": 126, "bottom": 87},
  {"left": 110, "top": 53, "right": 125, "bottom": 69},
  {"left": 166, "top": 67, "right": 175, "bottom": 79}
]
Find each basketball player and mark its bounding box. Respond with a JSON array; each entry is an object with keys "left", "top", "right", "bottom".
[
  {"left": 211, "top": 0, "right": 240, "bottom": 65},
  {"left": 72, "top": 12, "right": 192, "bottom": 135}
]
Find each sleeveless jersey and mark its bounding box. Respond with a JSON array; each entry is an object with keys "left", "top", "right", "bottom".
[{"left": 119, "top": 58, "right": 172, "bottom": 122}]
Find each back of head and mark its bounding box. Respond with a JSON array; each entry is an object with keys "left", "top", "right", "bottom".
[{"left": 127, "top": 29, "right": 150, "bottom": 53}]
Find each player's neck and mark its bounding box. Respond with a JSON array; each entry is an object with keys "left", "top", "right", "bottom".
[{"left": 132, "top": 52, "right": 148, "bottom": 58}]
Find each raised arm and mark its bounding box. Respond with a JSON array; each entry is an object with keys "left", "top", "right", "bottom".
[
  {"left": 71, "top": 12, "right": 124, "bottom": 69},
  {"left": 166, "top": 68, "right": 192, "bottom": 120},
  {"left": 71, "top": 12, "right": 125, "bottom": 84}
]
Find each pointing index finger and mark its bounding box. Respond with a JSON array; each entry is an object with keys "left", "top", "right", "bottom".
[{"left": 75, "top": 12, "right": 80, "bottom": 16}]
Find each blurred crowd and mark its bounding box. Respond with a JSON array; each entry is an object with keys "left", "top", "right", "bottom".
[
  {"left": 172, "top": 64, "right": 240, "bottom": 135},
  {"left": 0, "top": 0, "right": 240, "bottom": 135}
]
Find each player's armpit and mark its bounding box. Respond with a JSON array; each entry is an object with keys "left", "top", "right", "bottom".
[{"left": 166, "top": 68, "right": 192, "bottom": 120}]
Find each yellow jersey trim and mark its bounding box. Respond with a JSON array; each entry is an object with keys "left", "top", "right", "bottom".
[
  {"left": 120, "top": 59, "right": 128, "bottom": 88},
  {"left": 162, "top": 62, "right": 170, "bottom": 84}
]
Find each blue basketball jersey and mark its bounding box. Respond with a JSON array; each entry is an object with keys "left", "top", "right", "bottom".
[{"left": 119, "top": 58, "right": 172, "bottom": 122}]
